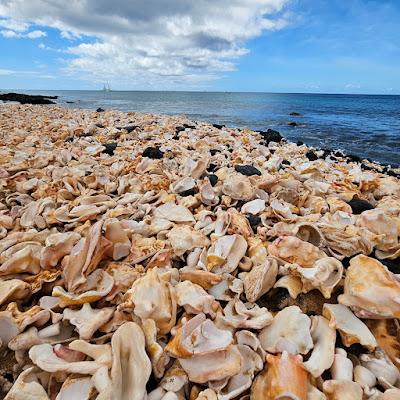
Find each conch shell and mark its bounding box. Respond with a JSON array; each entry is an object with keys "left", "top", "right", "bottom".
[
  {"left": 251, "top": 351, "right": 308, "bottom": 400},
  {"left": 338, "top": 255, "right": 400, "bottom": 318}
]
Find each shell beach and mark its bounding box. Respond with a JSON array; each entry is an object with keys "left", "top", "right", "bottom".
[{"left": 0, "top": 103, "right": 400, "bottom": 399}]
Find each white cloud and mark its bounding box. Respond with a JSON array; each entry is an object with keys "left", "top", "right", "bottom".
[
  {"left": 0, "top": 0, "right": 291, "bottom": 86},
  {"left": 26, "top": 30, "right": 46, "bottom": 38},
  {"left": 0, "top": 68, "right": 15, "bottom": 75},
  {"left": 0, "top": 17, "right": 29, "bottom": 32},
  {"left": 0, "top": 28, "right": 46, "bottom": 39}
]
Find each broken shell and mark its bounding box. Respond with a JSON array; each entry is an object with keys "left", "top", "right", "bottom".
[
  {"left": 267, "top": 236, "right": 326, "bottom": 267},
  {"left": 338, "top": 255, "right": 400, "bottom": 318},
  {"left": 241, "top": 257, "right": 278, "bottom": 302},
  {"left": 111, "top": 321, "right": 152, "bottom": 400},
  {"left": 323, "top": 303, "right": 377, "bottom": 351},
  {"left": 222, "top": 172, "right": 255, "bottom": 201},
  {"left": 63, "top": 303, "right": 114, "bottom": 339},
  {"left": 322, "top": 380, "right": 363, "bottom": 400},
  {"left": 154, "top": 202, "right": 195, "bottom": 222},
  {"left": 251, "top": 351, "right": 308, "bottom": 400},
  {"left": 259, "top": 306, "right": 313, "bottom": 355},
  {"left": 207, "top": 234, "right": 247, "bottom": 273}
]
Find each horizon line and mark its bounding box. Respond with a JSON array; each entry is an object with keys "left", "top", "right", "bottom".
[{"left": 1, "top": 89, "right": 399, "bottom": 96}]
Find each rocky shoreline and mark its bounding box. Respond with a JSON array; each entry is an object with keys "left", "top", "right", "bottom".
[
  {"left": 0, "top": 92, "right": 58, "bottom": 104},
  {"left": 0, "top": 103, "right": 400, "bottom": 399}
]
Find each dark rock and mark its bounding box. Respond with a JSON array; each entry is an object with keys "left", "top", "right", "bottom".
[
  {"left": 333, "top": 150, "right": 345, "bottom": 157},
  {"left": 175, "top": 126, "right": 186, "bottom": 134},
  {"left": 210, "top": 149, "right": 220, "bottom": 156},
  {"left": 183, "top": 124, "right": 196, "bottom": 129},
  {"left": 288, "top": 121, "right": 298, "bottom": 127},
  {"left": 143, "top": 146, "right": 164, "bottom": 159},
  {"left": 117, "top": 125, "right": 138, "bottom": 133},
  {"left": 281, "top": 160, "right": 291, "bottom": 166},
  {"left": 96, "top": 107, "right": 105, "bottom": 112},
  {"left": 95, "top": 123, "right": 105, "bottom": 128},
  {"left": 212, "top": 123, "right": 225, "bottom": 129},
  {"left": 179, "top": 188, "right": 197, "bottom": 197},
  {"left": 347, "top": 154, "right": 362, "bottom": 163},
  {"left": 0, "top": 92, "right": 57, "bottom": 104},
  {"left": 380, "top": 258, "right": 400, "bottom": 274},
  {"left": 102, "top": 142, "right": 118, "bottom": 156},
  {"left": 290, "top": 112, "right": 302, "bottom": 116},
  {"left": 235, "top": 165, "right": 262, "bottom": 176},
  {"left": 305, "top": 151, "right": 318, "bottom": 161},
  {"left": 347, "top": 198, "right": 374, "bottom": 214},
  {"left": 207, "top": 163, "right": 218, "bottom": 173},
  {"left": 247, "top": 214, "right": 261, "bottom": 229},
  {"left": 258, "top": 128, "right": 283, "bottom": 144},
  {"left": 64, "top": 137, "right": 74, "bottom": 143},
  {"left": 321, "top": 148, "right": 333, "bottom": 159},
  {"left": 208, "top": 174, "right": 218, "bottom": 186},
  {"left": 296, "top": 140, "right": 304, "bottom": 146},
  {"left": 66, "top": 101, "right": 75, "bottom": 104}
]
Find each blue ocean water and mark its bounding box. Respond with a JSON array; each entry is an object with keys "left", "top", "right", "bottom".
[{"left": 15, "top": 91, "right": 400, "bottom": 165}]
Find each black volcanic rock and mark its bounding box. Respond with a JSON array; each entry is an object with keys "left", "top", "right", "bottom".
[
  {"left": 0, "top": 92, "right": 57, "bottom": 104},
  {"left": 290, "top": 112, "right": 302, "bottom": 116},
  {"left": 347, "top": 198, "right": 374, "bottom": 214},
  {"left": 212, "top": 123, "right": 225, "bottom": 129},
  {"left": 143, "top": 146, "right": 164, "bottom": 159},
  {"left": 208, "top": 174, "right": 218, "bottom": 186},
  {"left": 235, "top": 165, "right": 262, "bottom": 176},
  {"left": 247, "top": 214, "right": 261, "bottom": 230},
  {"left": 257, "top": 129, "right": 283, "bottom": 144},
  {"left": 288, "top": 121, "right": 298, "bottom": 127},
  {"left": 207, "top": 163, "right": 218, "bottom": 173},
  {"left": 118, "top": 125, "right": 138, "bottom": 133},
  {"left": 96, "top": 107, "right": 105, "bottom": 112},
  {"left": 305, "top": 151, "right": 318, "bottom": 161},
  {"left": 102, "top": 142, "right": 118, "bottom": 156}
]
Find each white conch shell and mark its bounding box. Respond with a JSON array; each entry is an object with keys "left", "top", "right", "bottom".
[
  {"left": 267, "top": 236, "right": 325, "bottom": 267},
  {"left": 322, "top": 380, "right": 363, "bottom": 400},
  {"left": 154, "top": 202, "right": 195, "bottom": 222},
  {"left": 123, "top": 267, "right": 176, "bottom": 335},
  {"left": 111, "top": 322, "right": 152, "bottom": 400},
  {"left": 330, "top": 348, "right": 353, "bottom": 381},
  {"left": 4, "top": 367, "right": 49, "bottom": 400},
  {"left": 165, "top": 313, "right": 232, "bottom": 358},
  {"left": 175, "top": 281, "right": 217, "bottom": 317},
  {"left": 55, "top": 376, "right": 94, "bottom": 400},
  {"left": 218, "top": 298, "right": 273, "bottom": 330},
  {"left": 303, "top": 316, "right": 336, "bottom": 378},
  {"left": 288, "top": 257, "right": 343, "bottom": 299},
  {"left": 259, "top": 306, "right": 313, "bottom": 355},
  {"left": 63, "top": 303, "right": 114, "bottom": 339},
  {"left": 53, "top": 269, "right": 114, "bottom": 307},
  {"left": 323, "top": 303, "right": 377, "bottom": 351},
  {"left": 240, "top": 199, "right": 265, "bottom": 215},
  {"left": 167, "top": 225, "right": 210, "bottom": 257},
  {"left": 40, "top": 232, "right": 81, "bottom": 269},
  {"left": 0, "top": 279, "right": 30, "bottom": 307},
  {"left": 222, "top": 172, "right": 254, "bottom": 201},
  {"left": 241, "top": 257, "right": 278, "bottom": 302},
  {"left": 360, "top": 349, "right": 400, "bottom": 388},
  {"left": 207, "top": 234, "right": 247, "bottom": 273},
  {"left": 179, "top": 344, "right": 242, "bottom": 384}
]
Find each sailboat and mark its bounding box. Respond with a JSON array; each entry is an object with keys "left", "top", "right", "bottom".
[{"left": 102, "top": 81, "right": 111, "bottom": 92}]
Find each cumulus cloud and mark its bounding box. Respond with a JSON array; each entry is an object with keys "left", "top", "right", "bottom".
[{"left": 0, "top": 0, "right": 291, "bottom": 86}]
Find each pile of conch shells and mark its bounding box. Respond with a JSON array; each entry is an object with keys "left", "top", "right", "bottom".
[{"left": 1, "top": 103, "right": 400, "bottom": 400}]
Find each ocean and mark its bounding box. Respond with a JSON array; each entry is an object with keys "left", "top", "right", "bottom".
[{"left": 11, "top": 90, "right": 400, "bottom": 166}]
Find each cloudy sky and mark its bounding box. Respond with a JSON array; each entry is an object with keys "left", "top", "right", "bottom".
[{"left": 0, "top": 0, "right": 399, "bottom": 93}]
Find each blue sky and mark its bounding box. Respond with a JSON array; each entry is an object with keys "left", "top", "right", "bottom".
[{"left": 0, "top": 0, "right": 399, "bottom": 93}]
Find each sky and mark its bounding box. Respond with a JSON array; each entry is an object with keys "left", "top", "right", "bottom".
[{"left": 0, "top": 0, "right": 399, "bottom": 93}]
